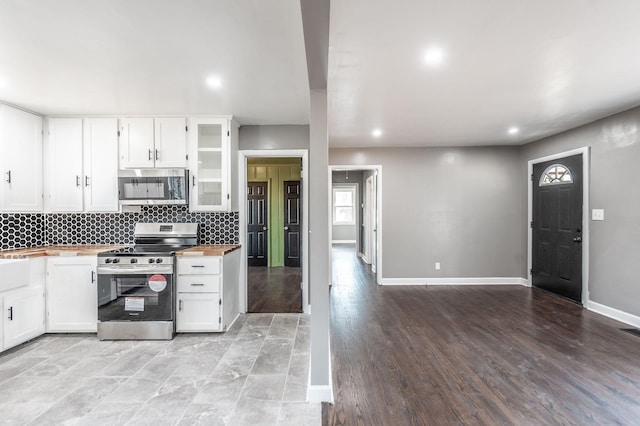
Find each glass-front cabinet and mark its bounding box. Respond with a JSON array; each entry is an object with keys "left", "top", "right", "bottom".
[{"left": 188, "top": 117, "right": 232, "bottom": 212}]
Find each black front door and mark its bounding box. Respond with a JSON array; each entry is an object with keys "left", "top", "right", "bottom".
[
  {"left": 247, "top": 182, "right": 268, "bottom": 267},
  {"left": 532, "top": 154, "right": 583, "bottom": 303},
  {"left": 284, "top": 180, "right": 301, "bottom": 267}
]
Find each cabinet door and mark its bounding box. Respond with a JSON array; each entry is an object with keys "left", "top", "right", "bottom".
[
  {"left": 84, "top": 118, "right": 119, "bottom": 212},
  {"left": 119, "top": 118, "right": 155, "bottom": 169},
  {"left": 3, "top": 286, "right": 45, "bottom": 350},
  {"left": 0, "top": 105, "right": 43, "bottom": 212},
  {"left": 188, "top": 118, "right": 229, "bottom": 211},
  {"left": 176, "top": 293, "right": 221, "bottom": 332},
  {"left": 154, "top": 118, "right": 187, "bottom": 168},
  {"left": 46, "top": 257, "right": 97, "bottom": 332},
  {"left": 46, "top": 118, "right": 84, "bottom": 212}
]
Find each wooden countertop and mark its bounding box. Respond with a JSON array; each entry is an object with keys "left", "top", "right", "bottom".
[
  {"left": 175, "top": 245, "right": 241, "bottom": 256},
  {"left": 0, "top": 245, "right": 130, "bottom": 259}
]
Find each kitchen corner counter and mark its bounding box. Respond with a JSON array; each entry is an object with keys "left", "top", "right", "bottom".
[
  {"left": 176, "top": 244, "right": 241, "bottom": 257},
  {"left": 0, "top": 245, "right": 130, "bottom": 259}
]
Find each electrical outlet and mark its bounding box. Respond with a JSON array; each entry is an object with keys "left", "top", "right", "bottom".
[
  {"left": 592, "top": 209, "right": 604, "bottom": 221},
  {"left": 435, "top": 262, "right": 441, "bottom": 270}
]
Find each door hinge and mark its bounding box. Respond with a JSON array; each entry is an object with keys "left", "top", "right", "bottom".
[
  {"left": 227, "top": 130, "right": 230, "bottom": 137},
  {"left": 219, "top": 299, "right": 222, "bottom": 306},
  {"left": 530, "top": 173, "right": 534, "bottom": 181},
  {"left": 185, "top": 125, "right": 188, "bottom": 132},
  {"left": 530, "top": 268, "right": 533, "bottom": 275},
  {"left": 117, "top": 130, "right": 120, "bottom": 137},
  {"left": 530, "top": 221, "right": 534, "bottom": 228},
  {"left": 219, "top": 317, "right": 222, "bottom": 324},
  {"left": 227, "top": 194, "right": 230, "bottom": 200}
]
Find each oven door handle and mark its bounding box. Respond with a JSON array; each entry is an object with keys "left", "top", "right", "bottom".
[{"left": 97, "top": 266, "right": 174, "bottom": 275}]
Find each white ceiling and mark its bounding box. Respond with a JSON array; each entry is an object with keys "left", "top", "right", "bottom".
[
  {"left": 328, "top": 0, "right": 640, "bottom": 147},
  {"left": 0, "top": 0, "right": 309, "bottom": 124},
  {"left": 3, "top": 1, "right": 640, "bottom": 148}
]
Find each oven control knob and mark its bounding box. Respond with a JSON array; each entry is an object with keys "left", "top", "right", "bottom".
[
  {"left": 156, "top": 258, "right": 163, "bottom": 264},
  {"left": 112, "top": 258, "right": 120, "bottom": 264},
  {"left": 130, "top": 258, "right": 138, "bottom": 264},
  {"left": 105, "top": 258, "right": 112, "bottom": 264},
  {"left": 148, "top": 258, "right": 155, "bottom": 264}
]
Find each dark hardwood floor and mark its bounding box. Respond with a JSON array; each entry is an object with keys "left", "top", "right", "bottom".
[
  {"left": 247, "top": 265, "right": 302, "bottom": 313},
  {"left": 324, "top": 244, "right": 640, "bottom": 425}
]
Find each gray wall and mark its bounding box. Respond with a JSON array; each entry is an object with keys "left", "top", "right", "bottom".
[
  {"left": 331, "top": 170, "right": 363, "bottom": 247},
  {"left": 329, "top": 147, "right": 523, "bottom": 279},
  {"left": 520, "top": 106, "right": 640, "bottom": 316},
  {"left": 239, "top": 125, "right": 309, "bottom": 150}
]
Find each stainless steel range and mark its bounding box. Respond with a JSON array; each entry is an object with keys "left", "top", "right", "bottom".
[{"left": 96, "top": 223, "right": 198, "bottom": 340}]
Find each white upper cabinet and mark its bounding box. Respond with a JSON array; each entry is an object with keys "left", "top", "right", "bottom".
[
  {"left": 154, "top": 118, "right": 188, "bottom": 168},
  {"left": 46, "top": 118, "right": 118, "bottom": 212},
  {"left": 119, "top": 117, "right": 187, "bottom": 169},
  {"left": 0, "top": 105, "right": 43, "bottom": 212},
  {"left": 83, "top": 118, "right": 119, "bottom": 212},
  {"left": 46, "top": 118, "right": 83, "bottom": 212},
  {"left": 188, "top": 117, "right": 238, "bottom": 212}
]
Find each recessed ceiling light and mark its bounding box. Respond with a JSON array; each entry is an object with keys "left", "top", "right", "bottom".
[
  {"left": 423, "top": 47, "right": 445, "bottom": 67},
  {"left": 372, "top": 129, "right": 382, "bottom": 138},
  {"left": 508, "top": 127, "right": 519, "bottom": 135},
  {"left": 206, "top": 76, "right": 222, "bottom": 89}
]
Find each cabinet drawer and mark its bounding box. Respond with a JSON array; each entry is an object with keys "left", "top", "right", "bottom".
[
  {"left": 177, "top": 275, "right": 220, "bottom": 293},
  {"left": 177, "top": 257, "right": 221, "bottom": 275}
]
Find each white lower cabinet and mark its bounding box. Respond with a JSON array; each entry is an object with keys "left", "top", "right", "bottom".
[
  {"left": 0, "top": 258, "right": 45, "bottom": 352},
  {"left": 176, "top": 250, "right": 240, "bottom": 332},
  {"left": 3, "top": 286, "right": 45, "bottom": 350},
  {"left": 177, "top": 292, "right": 221, "bottom": 332},
  {"left": 46, "top": 256, "right": 98, "bottom": 332}
]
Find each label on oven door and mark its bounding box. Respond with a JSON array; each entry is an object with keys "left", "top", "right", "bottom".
[
  {"left": 125, "top": 297, "right": 145, "bottom": 312},
  {"left": 148, "top": 274, "right": 168, "bottom": 292}
]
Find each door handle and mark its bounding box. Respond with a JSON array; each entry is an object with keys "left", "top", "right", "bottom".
[
  {"left": 148, "top": 149, "right": 153, "bottom": 161},
  {"left": 155, "top": 149, "right": 159, "bottom": 161},
  {"left": 91, "top": 271, "right": 96, "bottom": 283},
  {"left": 192, "top": 175, "right": 196, "bottom": 187},
  {"left": 262, "top": 227, "right": 268, "bottom": 231},
  {"left": 179, "top": 300, "right": 183, "bottom": 311},
  {"left": 284, "top": 226, "right": 289, "bottom": 231},
  {"left": 5, "top": 170, "right": 11, "bottom": 184},
  {"left": 8, "top": 306, "right": 13, "bottom": 321},
  {"left": 85, "top": 176, "right": 90, "bottom": 187},
  {"left": 573, "top": 236, "right": 582, "bottom": 243},
  {"left": 76, "top": 175, "right": 81, "bottom": 187}
]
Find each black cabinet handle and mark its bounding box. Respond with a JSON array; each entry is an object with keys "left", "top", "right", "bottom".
[
  {"left": 155, "top": 149, "right": 159, "bottom": 161},
  {"left": 91, "top": 271, "right": 95, "bottom": 283},
  {"left": 192, "top": 175, "right": 196, "bottom": 187},
  {"left": 85, "top": 176, "right": 90, "bottom": 187},
  {"left": 190, "top": 283, "right": 205, "bottom": 286},
  {"left": 190, "top": 265, "right": 205, "bottom": 268},
  {"left": 76, "top": 175, "right": 81, "bottom": 187},
  {"left": 6, "top": 170, "right": 11, "bottom": 184},
  {"left": 8, "top": 306, "right": 13, "bottom": 321}
]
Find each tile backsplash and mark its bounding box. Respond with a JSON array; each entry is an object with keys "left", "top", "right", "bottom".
[{"left": 1, "top": 206, "right": 239, "bottom": 250}]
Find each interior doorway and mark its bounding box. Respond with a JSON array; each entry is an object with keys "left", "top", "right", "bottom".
[
  {"left": 246, "top": 157, "right": 303, "bottom": 313},
  {"left": 329, "top": 166, "right": 382, "bottom": 284}
]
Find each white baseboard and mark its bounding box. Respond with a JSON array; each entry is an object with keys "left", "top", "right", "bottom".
[
  {"left": 586, "top": 300, "right": 640, "bottom": 328},
  {"left": 331, "top": 240, "right": 356, "bottom": 244},
  {"left": 379, "top": 277, "right": 528, "bottom": 286}
]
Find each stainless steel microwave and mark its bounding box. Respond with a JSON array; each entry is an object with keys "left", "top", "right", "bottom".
[{"left": 118, "top": 169, "right": 188, "bottom": 205}]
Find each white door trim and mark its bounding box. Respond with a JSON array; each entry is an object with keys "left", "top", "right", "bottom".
[
  {"left": 239, "top": 149, "right": 310, "bottom": 313},
  {"left": 527, "top": 147, "right": 590, "bottom": 305},
  {"left": 329, "top": 165, "right": 382, "bottom": 285}
]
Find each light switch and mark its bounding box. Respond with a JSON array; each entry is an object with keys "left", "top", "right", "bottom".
[{"left": 592, "top": 209, "right": 605, "bottom": 221}]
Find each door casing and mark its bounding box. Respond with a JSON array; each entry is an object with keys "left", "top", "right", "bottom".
[
  {"left": 527, "top": 147, "right": 590, "bottom": 304},
  {"left": 239, "top": 150, "right": 309, "bottom": 313}
]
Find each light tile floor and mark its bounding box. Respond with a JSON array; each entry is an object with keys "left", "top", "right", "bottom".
[{"left": 0, "top": 313, "right": 319, "bottom": 425}]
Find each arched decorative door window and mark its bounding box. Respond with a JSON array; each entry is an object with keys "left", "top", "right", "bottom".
[{"left": 539, "top": 164, "right": 573, "bottom": 186}]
